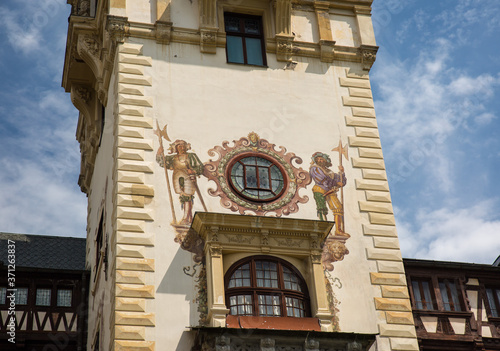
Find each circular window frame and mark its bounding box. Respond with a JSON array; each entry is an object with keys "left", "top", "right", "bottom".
[{"left": 226, "top": 153, "right": 288, "bottom": 203}]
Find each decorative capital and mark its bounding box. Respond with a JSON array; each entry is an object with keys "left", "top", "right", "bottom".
[
  {"left": 311, "top": 253, "right": 322, "bottom": 264},
  {"left": 155, "top": 21, "right": 173, "bottom": 45},
  {"left": 200, "top": 28, "right": 218, "bottom": 54},
  {"left": 209, "top": 246, "right": 222, "bottom": 258},
  {"left": 107, "top": 15, "right": 129, "bottom": 43},
  {"left": 275, "top": 34, "right": 294, "bottom": 62},
  {"left": 359, "top": 44, "right": 378, "bottom": 71}
]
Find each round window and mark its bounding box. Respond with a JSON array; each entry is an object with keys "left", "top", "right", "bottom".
[{"left": 229, "top": 156, "right": 286, "bottom": 202}]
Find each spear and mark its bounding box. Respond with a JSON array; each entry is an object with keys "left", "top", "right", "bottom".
[
  {"left": 332, "top": 140, "right": 348, "bottom": 232},
  {"left": 154, "top": 121, "right": 177, "bottom": 224}
]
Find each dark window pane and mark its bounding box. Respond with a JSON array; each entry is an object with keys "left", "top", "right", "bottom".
[
  {"left": 244, "top": 19, "right": 260, "bottom": 34},
  {"left": 245, "top": 38, "right": 263, "bottom": 66},
  {"left": 226, "top": 36, "right": 244, "bottom": 64},
  {"left": 16, "top": 288, "right": 28, "bottom": 305},
  {"left": 258, "top": 167, "right": 270, "bottom": 189},
  {"left": 36, "top": 288, "right": 51, "bottom": 306},
  {"left": 486, "top": 289, "right": 498, "bottom": 317},
  {"left": 0, "top": 287, "right": 6, "bottom": 304},
  {"left": 57, "top": 289, "right": 72, "bottom": 307},
  {"left": 225, "top": 17, "right": 241, "bottom": 32}
]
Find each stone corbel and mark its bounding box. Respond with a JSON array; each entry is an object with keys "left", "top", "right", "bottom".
[
  {"left": 275, "top": 0, "right": 293, "bottom": 62},
  {"left": 275, "top": 34, "right": 294, "bottom": 62},
  {"left": 155, "top": 21, "right": 173, "bottom": 44},
  {"left": 358, "top": 44, "right": 378, "bottom": 71},
  {"left": 347, "top": 341, "right": 363, "bottom": 351},
  {"left": 71, "top": 85, "right": 93, "bottom": 126},
  {"left": 77, "top": 34, "right": 103, "bottom": 81},
  {"left": 199, "top": 0, "right": 218, "bottom": 54},
  {"left": 319, "top": 39, "right": 335, "bottom": 63},
  {"left": 305, "top": 339, "right": 320, "bottom": 351},
  {"left": 261, "top": 338, "right": 275, "bottom": 351},
  {"left": 107, "top": 15, "right": 129, "bottom": 44},
  {"left": 200, "top": 28, "right": 218, "bottom": 54},
  {"left": 215, "top": 336, "right": 230, "bottom": 351}
]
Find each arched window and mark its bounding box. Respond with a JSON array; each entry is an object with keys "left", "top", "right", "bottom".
[{"left": 225, "top": 256, "right": 310, "bottom": 318}]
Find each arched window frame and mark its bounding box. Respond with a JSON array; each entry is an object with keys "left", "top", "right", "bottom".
[
  {"left": 224, "top": 255, "right": 311, "bottom": 318},
  {"left": 191, "top": 212, "right": 335, "bottom": 331}
]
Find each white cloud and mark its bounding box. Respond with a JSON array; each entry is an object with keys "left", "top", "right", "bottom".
[
  {"left": 397, "top": 200, "right": 500, "bottom": 264},
  {"left": 372, "top": 37, "right": 498, "bottom": 193}
]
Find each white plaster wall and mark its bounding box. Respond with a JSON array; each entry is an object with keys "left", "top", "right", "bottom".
[
  {"left": 124, "top": 37, "right": 381, "bottom": 349},
  {"left": 170, "top": 0, "right": 200, "bottom": 29},
  {"left": 330, "top": 14, "right": 359, "bottom": 47},
  {"left": 292, "top": 10, "right": 319, "bottom": 43},
  {"left": 86, "top": 78, "right": 118, "bottom": 351},
  {"left": 126, "top": 0, "right": 155, "bottom": 23}
]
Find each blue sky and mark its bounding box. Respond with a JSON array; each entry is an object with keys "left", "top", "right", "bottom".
[{"left": 0, "top": 0, "right": 498, "bottom": 264}]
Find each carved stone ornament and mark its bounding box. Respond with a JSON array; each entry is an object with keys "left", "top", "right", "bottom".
[
  {"left": 155, "top": 21, "right": 173, "bottom": 44},
  {"left": 305, "top": 339, "right": 320, "bottom": 351},
  {"left": 200, "top": 28, "right": 218, "bottom": 54},
  {"left": 359, "top": 44, "right": 379, "bottom": 71},
  {"left": 215, "top": 336, "right": 230, "bottom": 351},
  {"left": 107, "top": 15, "right": 128, "bottom": 43},
  {"left": 275, "top": 35, "right": 294, "bottom": 62},
  {"left": 204, "top": 132, "right": 311, "bottom": 216}
]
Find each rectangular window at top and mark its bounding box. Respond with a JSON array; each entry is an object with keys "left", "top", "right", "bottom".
[
  {"left": 16, "top": 287, "right": 28, "bottom": 305},
  {"left": 486, "top": 288, "right": 500, "bottom": 318},
  {"left": 0, "top": 287, "right": 6, "bottom": 304},
  {"left": 57, "top": 289, "right": 73, "bottom": 307},
  {"left": 411, "top": 279, "right": 436, "bottom": 310},
  {"left": 439, "top": 279, "right": 464, "bottom": 312},
  {"left": 224, "top": 13, "right": 266, "bottom": 66},
  {"left": 36, "top": 288, "right": 51, "bottom": 306}
]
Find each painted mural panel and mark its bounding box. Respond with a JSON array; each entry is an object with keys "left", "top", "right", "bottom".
[{"left": 154, "top": 122, "right": 352, "bottom": 329}]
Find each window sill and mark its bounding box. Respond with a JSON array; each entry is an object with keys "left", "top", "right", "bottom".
[
  {"left": 226, "top": 61, "right": 268, "bottom": 69},
  {"left": 413, "top": 310, "right": 473, "bottom": 318},
  {"left": 226, "top": 315, "right": 321, "bottom": 331}
]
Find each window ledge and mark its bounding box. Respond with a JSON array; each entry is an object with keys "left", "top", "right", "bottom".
[{"left": 226, "top": 315, "right": 321, "bottom": 331}]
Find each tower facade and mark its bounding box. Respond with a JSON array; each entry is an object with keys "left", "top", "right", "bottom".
[{"left": 62, "top": 0, "right": 418, "bottom": 350}]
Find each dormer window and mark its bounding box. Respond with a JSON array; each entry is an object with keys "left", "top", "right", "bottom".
[{"left": 225, "top": 256, "right": 310, "bottom": 318}]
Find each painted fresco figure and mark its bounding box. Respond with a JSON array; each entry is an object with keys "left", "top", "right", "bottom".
[
  {"left": 156, "top": 139, "right": 204, "bottom": 225},
  {"left": 310, "top": 152, "right": 347, "bottom": 236}
]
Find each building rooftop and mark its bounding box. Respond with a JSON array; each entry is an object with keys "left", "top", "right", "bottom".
[{"left": 0, "top": 232, "right": 86, "bottom": 271}]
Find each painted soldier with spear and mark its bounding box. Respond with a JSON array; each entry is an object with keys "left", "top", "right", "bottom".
[
  {"left": 155, "top": 122, "right": 206, "bottom": 225},
  {"left": 310, "top": 140, "right": 349, "bottom": 237}
]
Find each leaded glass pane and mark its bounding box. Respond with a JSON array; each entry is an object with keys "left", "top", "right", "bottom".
[
  {"left": 16, "top": 288, "right": 28, "bottom": 305},
  {"left": 285, "top": 297, "right": 305, "bottom": 317},
  {"left": 258, "top": 295, "right": 280, "bottom": 316},
  {"left": 283, "top": 266, "right": 302, "bottom": 292},
  {"left": 258, "top": 168, "right": 270, "bottom": 189},
  {"left": 245, "top": 166, "right": 258, "bottom": 188},
  {"left": 0, "top": 287, "right": 6, "bottom": 304},
  {"left": 57, "top": 289, "right": 72, "bottom": 307},
  {"left": 422, "top": 281, "right": 433, "bottom": 309},
  {"left": 36, "top": 288, "right": 51, "bottom": 306},
  {"left": 233, "top": 162, "right": 243, "bottom": 177},
  {"left": 245, "top": 38, "right": 263, "bottom": 66},
  {"left": 244, "top": 19, "right": 260, "bottom": 34},
  {"left": 229, "top": 294, "right": 253, "bottom": 316},
  {"left": 412, "top": 281, "right": 423, "bottom": 309},
  {"left": 256, "top": 158, "right": 271, "bottom": 166},
  {"left": 225, "top": 17, "right": 241, "bottom": 32},
  {"left": 229, "top": 264, "right": 251, "bottom": 288},
  {"left": 256, "top": 261, "right": 278, "bottom": 288},
  {"left": 226, "top": 36, "right": 244, "bottom": 64}
]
